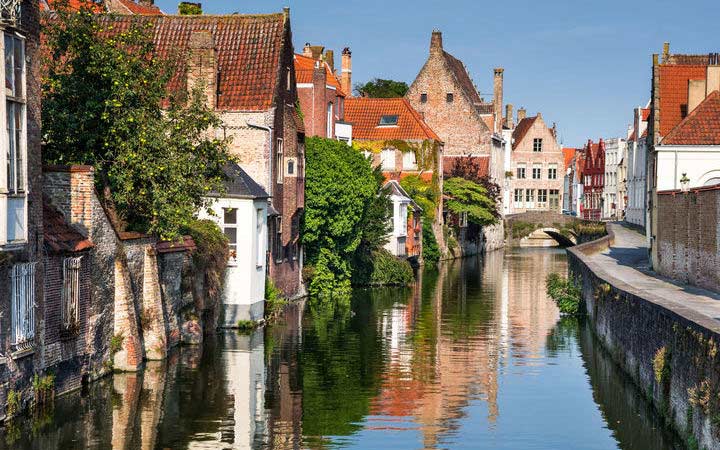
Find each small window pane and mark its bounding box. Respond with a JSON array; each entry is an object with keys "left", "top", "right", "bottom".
[
  {"left": 223, "top": 208, "right": 237, "bottom": 225},
  {"left": 4, "top": 34, "right": 13, "bottom": 96},
  {"left": 446, "top": 93, "right": 453, "bottom": 103},
  {"left": 420, "top": 93, "right": 427, "bottom": 103},
  {"left": 379, "top": 115, "right": 398, "bottom": 126},
  {"left": 224, "top": 227, "right": 237, "bottom": 244},
  {"left": 7, "top": 197, "right": 24, "bottom": 241},
  {"left": 288, "top": 160, "right": 294, "bottom": 175},
  {"left": 13, "top": 37, "right": 22, "bottom": 98}
]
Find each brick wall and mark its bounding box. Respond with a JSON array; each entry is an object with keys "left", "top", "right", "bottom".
[{"left": 656, "top": 187, "right": 720, "bottom": 292}]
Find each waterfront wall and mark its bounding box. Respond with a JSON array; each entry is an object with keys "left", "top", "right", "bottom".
[
  {"left": 656, "top": 186, "right": 720, "bottom": 293},
  {"left": 568, "top": 229, "right": 720, "bottom": 449}
]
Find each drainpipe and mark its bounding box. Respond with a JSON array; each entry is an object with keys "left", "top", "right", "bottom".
[{"left": 246, "top": 121, "right": 274, "bottom": 198}]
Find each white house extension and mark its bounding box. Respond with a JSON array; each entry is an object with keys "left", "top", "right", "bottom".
[
  {"left": 383, "top": 180, "right": 422, "bottom": 258},
  {"left": 199, "top": 162, "right": 269, "bottom": 326}
]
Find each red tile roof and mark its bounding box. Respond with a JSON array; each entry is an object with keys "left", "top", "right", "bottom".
[
  {"left": 662, "top": 90, "right": 720, "bottom": 145},
  {"left": 98, "top": 13, "right": 287, "bottom": 111},
  {"left": 512, "top": 116, "right": 538, "bottom": 146},
  {"left": 113, "top": 0, "right": 163, "bottom": 15},
  {"left": 641, "top": 108, "right": 650, "bottom": 121},
  {"left": 657, "top": 64, "right": 708, "bottom": 136},
  {"left": 40, "top": 0, "right": 103, "bottom": 12},
  {"left": 43, "top": 198, "right": 94, "bottom": 253},
  {"left": 294, "top": 53, "right": 344, "bottom": 96},
  {"left": 562, "top": 147, "right": 576, "bottom": 170},
  {"left": 443, "top": 155, "right": 490, "bottom": 178},
  {"left": 156, "top": 236, "right": 196, "bottom": 253},
  {"left": 345, "top": 98, "right": 440, "bottom": 141}
]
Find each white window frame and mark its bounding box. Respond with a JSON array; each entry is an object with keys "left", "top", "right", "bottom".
[
  {"left": 275, "top": 138, "right": 284, "bottom": 184},
  {"left": 398, "top": 202, "right": 408, "bottom": 236},
  {"left": 380, "top": 148, "right": 395, "bottom": 171},
  {"left": 533, "top": 138, "right": 543, "bottom": 152},
  {"left": 516, "top": 164, "right": 526, "bottom": 179},
  {"left": 326, "top": 102, "right": 333, "bottom": 138},
  {"left": 0, "top": 32, "right": 27, "bottom": 248},
  {"left": 532, "top": 164, "right": 542, "bottom": 180},
  {"left": 256, "top": 208, "right": 265, "bottom": 268},
  {"left": 222, "top": 207, "right": 238, "bottom": 265},
  {"left": 62, "top": 256, "right": 82, "bottom": 332},
  {"left": 10, "top": 261, "right": 36, "bottom": 348},
  {"left": 548, "top": 164, "right": 558, "bottom": 180},
  {"left": 402, "top": 151, "right": 417, "bottom": 171},
  {"left": 274, "top": 216, "right": 283, "bottom": 263},
  {"left": 514, "top": 188, "right": 524, "bottom": 207}
]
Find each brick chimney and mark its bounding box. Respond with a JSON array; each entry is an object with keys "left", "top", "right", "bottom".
[
  {"left": 430, "top": 30, "right": 443, "bottom": 55},
  {"left": 341, "top": 47, "right": 352, "bottom": 97},
  {"left": 324, "top": 49, "right": 334, "bottom": 72},
  {"left": 187, "top": 30, "right": 217, "bottom": 109},
  {"left": 43, "top": 165, "right": 96, "bottom": 237},
  {"left": 493, "top": 68, "right": 503, "bottom": 133},
  {"left": 517, "top": 107, "right": 526, "bottom": 122},
  {"left": 505, "top": 103, "right": 514, "bottom": 129},
  {"left": 662, "top": 42, "right": 670, "bottom": 63},
  {"left": 303, "top": 43, "right": 312, "bottom": 58}
]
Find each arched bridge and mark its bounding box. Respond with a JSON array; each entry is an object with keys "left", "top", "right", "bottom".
[{"left": 505, "top": 211, "right": 580, "bottom": 247}]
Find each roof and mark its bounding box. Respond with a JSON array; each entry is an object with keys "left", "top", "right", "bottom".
[
  {"left": 662, "top": 91, "right": 720, "bottom": 145},
  {"left": 657, "top": 64, "right": 709, "bottom": 136},
  {"left": 345, "top": 97, "right": 440, "bottom": 141},
  {"left": 40, "top": 0, "right": 104, "bottom": 12},
  {"left": 512, "top": 116, "right": 538, "bottom": 146},
  {"left": 641, "top": 108, "right": 650, "bottom": 121},
  {"left": 562, "top": 148, "right": 576, "bottom": 170},
  {"left": 156, "top": 236, "right": 196, "bottom": 253},
  {"left": 383, "top": 180, "right": 422, "bottom": 211},
  {"left": 442, "top": 51, "right": 483, "bottom": 105},
  {"left": 43, "top": 198, "right": 94, "bottom": 253},
  {"left": 111, "top": 0, "right": 164, "bottom": 15},
  {"left": 443, "top": 155, "right": 490, "bottom": 178},
  {"left": 294, "top": 53, "right": 344, "bottom": 96},
  {"left": 216, "top": 162, "right": 269, "bottom": 199},
  {"left": 97, "top": 13, "right": 287, "bottom": 111}
]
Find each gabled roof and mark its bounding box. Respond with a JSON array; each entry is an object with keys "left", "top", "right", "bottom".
[
  {"left": 562, "top": 148, "right": 576, "bottom": 170},
  {"left": 657, "top": 64, "right": 710, "bottom": 136},
  {"left": 111, "top": 0, "right": 163, "bottom": 15},
  {"left": 40, "top": 0, "right": 104, "bottom": 12},
  {"left": 442, "top": 51, "right": 483, "bottom": 105},
  {"left": 215, "top": 162, "right": 270, "bottom": 199},
  {"left": 345, "top": 98, "right": 440, "bottom": 141},
  {"left": 662, "top": 91, "right": 720, "bottom": 145},
  {"left": 97, "top": 13, "right": 287, "bottom": 111},
  {"left": 43, "top": 198, "right": 94, "bottom": 253},
  {"left": 512, "top": 116, "right": 538, "bottom": 146},
  {"left": 294, "top": 53, "right": 344, "bottom": 96},
  {"left": 383, "top": 180, "right": 422, "bottom": 211}
]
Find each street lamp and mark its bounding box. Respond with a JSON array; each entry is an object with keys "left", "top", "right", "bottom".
[{"left": 680, "top": 173, "right": 690, "bottom": 192}]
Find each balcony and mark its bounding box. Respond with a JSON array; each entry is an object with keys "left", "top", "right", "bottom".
[{"left": 0, "top": 0, "right": 21, "bottom": 24}]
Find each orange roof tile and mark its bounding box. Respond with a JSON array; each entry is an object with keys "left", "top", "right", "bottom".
[
  {"left": 562, "top": 147, "right": 575, "bottom": 170},
  {"left": 658, "top": 65, "right": 708, "bottom": 136},
  {"left": 294, "top": 53, "right": 344, "bottom": 96},
  {"left": 43, "top": 198, "right": 94, "bottom": 253},
  {"left": 641, "top": 108, "right": 650, "bottom": 121},
  {"left": 512, "top": 116, "right": 538, "bottom": 146},
  {"left": 97, "top": 13, "right": 286, "bottom": 111},
  {"left": 345, "top": 98, "right": 440, "bottom": 141},
  {"left": 662, "top": 90, "right": 720, "bottom": 145},
  {"left": 40, "top": 0, "right": 104, "bottom": 12},
  {"left": 114, "top": 0, "right": 163, "bottom": 15}
]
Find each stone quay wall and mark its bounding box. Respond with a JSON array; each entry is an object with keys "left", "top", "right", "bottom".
[{"left": 568, "top": 228, "right": 720, "bottom": 449}]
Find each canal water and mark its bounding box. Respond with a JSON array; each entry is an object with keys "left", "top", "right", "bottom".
[{"left": 1, "top": 248, "right": 684, "bottom": 449}]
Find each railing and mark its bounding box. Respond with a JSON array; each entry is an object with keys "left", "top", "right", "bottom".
[
  {"left": 62, "top": 256, "right": 82, "bottom": 331},
  {"left": 10, "top": 262, "right": 36, "bottom": 348},
  {"left": 0, "top": 0, "right": 21, "bottom": 24}
]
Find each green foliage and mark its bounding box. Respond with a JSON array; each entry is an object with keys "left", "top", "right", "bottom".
[
  {"left": 6, "top": 389, "right": 20, "bottom": 417},
  {"left": 178, "top": 1, "right": 202, "bottom": 14},
  {"left": 443, "top": 177, "right": 500, "bottom": 226},
  {"left": 421, "top": 219, "right": 440, "bottom": 264},
  {"left": 264, "top": 278, "right": 287, "bottom": 320},
  {"left": 236, "top": 320, "right": 258, "bottom": 332},
  {"left": 448, "top": 155, "right": 501, "bottom": 203},
  {"left": 353, "top": 78, "right": 409, "bottom": 98},
  {"left": 400, "top": 175, "right": 438, "bottom": 221},
  {"left": 366, "top": 250, "right": 414, "bottom": 286},
  {"left": 302, "top": 137, "right": 388, "bottom": 296},
  {"left": 110, "top": 333, "right": 124, "bottom": 355},
  {"left": 32, "top": 374, "right": 55, "bottom": 407},
  {"left": 180, "top": 219, "right": 229, "bottom": 301},
  {"left": 546, "top": 273, "right": 582, "bottom": 315},
  {"left": 510, "top": 221, "right": 538, "bottom": 239},
  {"left": 653, "top": 346, "right": 670, "bottom": 385},
  {"left": 42, "top": 6, "right": 232, "bottom": 240}
]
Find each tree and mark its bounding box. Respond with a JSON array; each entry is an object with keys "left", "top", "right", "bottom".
[
  {"left": 448, "top": 155, "right": 501, "bottom": 204},
  {"left": 42, "top": 5, "right": 231, "bottom": 240},
  {"left": 178, "top": 2, "right": 202, "bottom": 15},
  {"left": 443, "top": 177, "right": 500, "bottom": 226},
  {"left": 354, "top": 78, "right": 409, "bottom": 98}
]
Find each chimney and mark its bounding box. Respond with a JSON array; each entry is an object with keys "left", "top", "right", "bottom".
[
  {"left": 324, "top": 49, "right": 334, "bottom": 73},
  {"left": 187, "top": 30, "right": 217, "bottom": 109},
  {"left": 688, "top": 79, "right": 707, "bottom": 114},
  {"left": 309, "top": 45, "right": 324, "bottom": 60},
  {"left": 493, "top": 68, "right": 503, "bottom": 133},
  {"left": 140, "top": 0, "right": 154, "bottom": 4},
  {"left": 341, "top": 47, "right": 352, "bottom": 97},
  {"left": 517, "top": 107, "right": 526, "bottom": 122},
  {"left": 303, "top": 43, "right": 312, "bottom": 58},
  {"left": 662, "top": 42, "right": 670, "bottom": 63},
  {"left": 536, "top": 112, "right": 542, "bottom": 120},
  {"left": 430, "top": 30, "right": 443, "bottom": 55},
  {"left": 706, "top": 65, "right": 720, "bottom": 95},
  {"left": 505, "top": 103, "right": 514, "bottom": 129}
]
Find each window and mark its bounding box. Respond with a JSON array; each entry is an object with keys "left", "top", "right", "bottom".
[
  {"left": 420, "top": 93, "right": 427, "bottom": 103},
  {"left": 10, "top": 262, "right": 35, "bottom": 347},
  {"left": 256, "top": 209, "right": 265, "bottom": 267},
  {"left": 379, "top": 115, "right": 398, "bottom": 126},
  {"left": 533, "top": 138, "right": 543, "bottom": 152},
  {"left": 381, "top": 148, "right": 395, "bottom": 171},
  {"left": 3, "top": 34, "right": 26, "bottom": 245},
  {"left": 516, "top": 164, "right": 526, "bottom": 179},
  {"left": 538, "top": 189, "right": 548, "bottom": 204},
  {"left": 548, "top": 164, "right": 557, "bottom": 180},
  {"left": 402, "top": 151, "right": 417, "bottom": 171},
  {"left": 287, "top": 159, "right": 295, "bottom": 176},
  {"left": 223, "top": 207, "right": 238, "bottom": 262},
  {"left": 399, "top": 203, "right": 408, "bottom": 235},
  {"left": 286, "top": 67, "right": 291, "bottom": 91},
  {"left": 326, "top": 102, "right": 333, "bottom": 137},
  {"left": 446, "top": 93, "right": 454, "bottom": 103},
  {"left": 274, "top": 216, "right": 283, "bottom": 263},
  {"left": 526, "top": 189, "right": 535, "bottom": 202},
  {"left": 532, "top": 164, "right": 541, "bottom": 179},
  {"left": 275, "top": 138, "right": 283, "bottom": 183},
  {"left": 514, "top": 189, "right": 524, "bottom": 205},
  {"left": 62, "top": 256, "right": 82, "bottom": 332}
]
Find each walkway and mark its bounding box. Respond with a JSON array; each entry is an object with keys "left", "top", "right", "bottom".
[{"left": 584, "top": 223, "right": 720, "bottom": 328}]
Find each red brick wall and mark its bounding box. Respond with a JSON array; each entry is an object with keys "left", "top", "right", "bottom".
[
  {"left": 296, "top": 67, "right": 339, "bottom": 138},
  {"left": 656, "top": 187, "right": 720, "bottom": 292}
]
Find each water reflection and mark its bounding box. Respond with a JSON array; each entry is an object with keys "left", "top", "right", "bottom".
[{"left": 0, "top": 249, "right": 682, "bottom": 450}]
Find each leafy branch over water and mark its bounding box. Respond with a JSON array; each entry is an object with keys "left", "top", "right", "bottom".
[{"left": 546, "top": 273, "right": 582, "bottom": 315}]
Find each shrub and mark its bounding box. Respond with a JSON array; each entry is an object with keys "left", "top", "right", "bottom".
[
  {"left": 264, "top": 278, "right": 287, "bottom": 320},
  {"left": 180, "top": 219, "right": 228, "bottom": 301},
  {"left": 422, "top": 220, "right": 440, "bottom": 265},
  {"left": 546, "top": 273, "right": 582, "bottom": 315},
  {"left": 369, "top": 250, "right": 414, "bottom": 286}
]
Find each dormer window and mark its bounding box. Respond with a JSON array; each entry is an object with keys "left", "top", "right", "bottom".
[
  {"left": 446, "top": 93, "right": 454, "bottom": 103},
  {"left": 379, "top": 115, "right": 398, "bottom": 126}
]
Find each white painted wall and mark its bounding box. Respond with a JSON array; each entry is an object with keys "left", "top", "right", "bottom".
[
  {"left": 335, "top": 122, "right": 353, "bottom": 145},
  {"left": 603, "top": 138, "right": 625, "bottom": 219},
  {"left": 656, "top": 145, "right": 720, "bottom": 191},
  {"left": 502, "top": 129, "right": 513, "bottom": 215},
  {"left": 384, "top": 194, "right": 410, "bottom": 257},
  {"left": 626, "top": 138, "right": 647, "bottom": 227},
  {"left": 199, "top": 196, "right": 268, "bottom": 324}
]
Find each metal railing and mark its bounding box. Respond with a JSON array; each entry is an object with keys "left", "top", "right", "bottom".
[
  {"left": 0, "top": 0, "right": 20, "bottom": 24},
  {"left": 10, "top": 261, "right": 36, "bottom": 348},
  {"left": 62, "top": 257, "right": 82, "bottom": 331}
]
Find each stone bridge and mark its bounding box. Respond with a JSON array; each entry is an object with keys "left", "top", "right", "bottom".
[{"left": 504, "top": 211, "right": 579, "bottom": 247}]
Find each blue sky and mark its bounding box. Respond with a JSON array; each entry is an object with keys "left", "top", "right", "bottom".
[{"left": 155, "top": 0, "right": 720, "bottom": 147}]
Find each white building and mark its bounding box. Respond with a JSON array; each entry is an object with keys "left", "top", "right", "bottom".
[
  {"left": 625, "top": 105, "right": 649, "bottom": 228},
  {"left": 656, "top": 91, "right": 720, "bottom": 190},
  {"left": 383, "top": 180, "right": 421, "bottom": 258},
  {"left": 602, "top": 138, "right": 626, "bottom": 219},
  {"left": 199, "top": 163, "right": 269, "bottom": 326}
]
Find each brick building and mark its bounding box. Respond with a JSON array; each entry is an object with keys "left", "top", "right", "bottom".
[
  {"left": 294, "top": 44, "right": 352, "bottom": 142},
  {"left": 39, "top": 0, "right": 163, "bottom": 14},
  {"left": 101, "top": 10, "right": 306, "bottom": 298},
  {"left": 507, "top": 111, "right": 564, "bottom": 213},
  {"left": 581, "top": 139, "right": 605, "bottom": 221}
]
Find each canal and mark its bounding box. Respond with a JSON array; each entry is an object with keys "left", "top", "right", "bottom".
[{"left": 1, "top": 248, "right": 683, "bottom": 449}]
